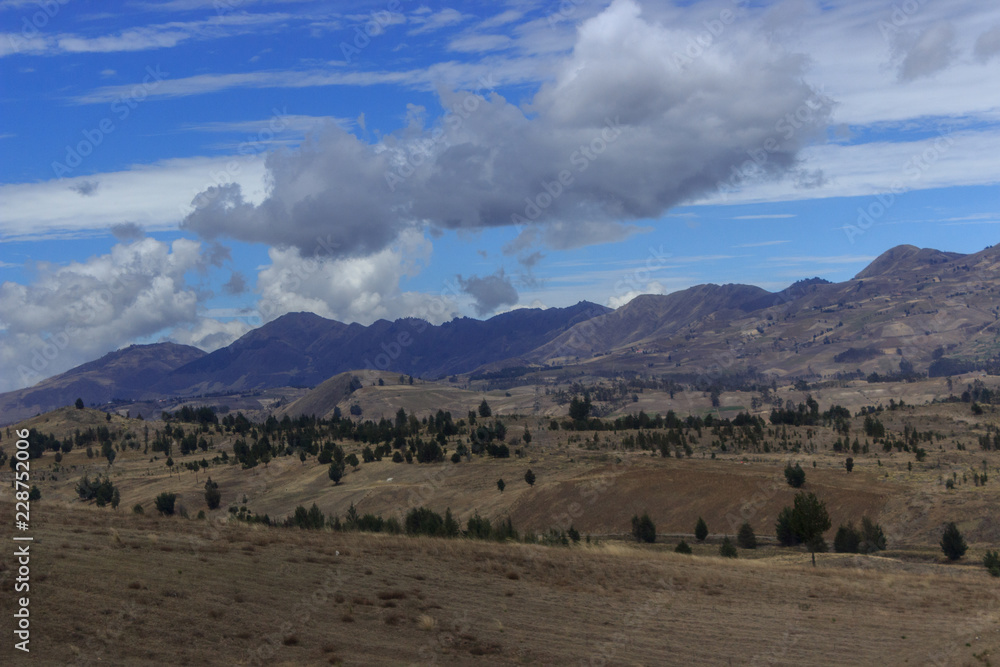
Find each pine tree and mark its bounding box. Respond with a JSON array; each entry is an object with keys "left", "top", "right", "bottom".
[
  {"left": 719, "top": 536, "right": 738, "bottom": 558},
  {"left": 524, "top": 469, "right": 535, "bottom": 486},
  {"left": 940, "top": 522, "right": 967, "bottom": 561},
  {"left": 737, "top": 522, "right": 757, "bottom": 549},
  {"left": 694, "top": 517, "right": 708, "bottom": 542},
  {"left": 631, "top": 512, "right": 656, "bottom": 543}
]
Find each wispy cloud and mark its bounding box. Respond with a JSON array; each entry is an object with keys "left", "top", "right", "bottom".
[
  {"left": 735, "top": 240, "right": 791, "bottom": 248},
  {"left": 732, "top": 214, "right": 797, "bottom": 220},
  {"left": 408, "top": 8, "right": 466, "bottom": 35}
]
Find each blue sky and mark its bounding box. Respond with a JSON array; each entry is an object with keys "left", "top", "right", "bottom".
[{"left": 1, "top": 0, "right": 999, "bottom": 392}]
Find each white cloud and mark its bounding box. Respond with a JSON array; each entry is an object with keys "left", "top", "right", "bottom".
[
  {"left": 254, "top": 229, "right": 459, "bottom": 326},
  {"left": 408, "top": 8, "right": 466, "bottom": 35},
  {"left": 166, "top": 317, "right": 251, "bottom": 351},
  {"left": 0, "top": 238, "right": 210, "bottom": 392}
]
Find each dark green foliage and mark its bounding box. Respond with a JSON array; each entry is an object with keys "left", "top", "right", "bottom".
[
  {"left": 154, "top": 492, "right": 176, "bottom": 516},
  {"left": 75, "top": 398, "right": 85, "bottom": 409},
  {"left": 204, "top": 477, "right": 221, "bottom": 509},
  {"left": 675, "top": 540, "right": 692, "bottom": 554},
  {"left": 132, "top": 503, "right": 143, "bottom": 515},
  {"left": 478, "top": 399, "right": 492, "bottom": 418},
  {"left": 940, "top": 522, "right": 967, "bottom": 561},
  {"left": 111, "top": 488, "right": 120, "bottom": 510},
  {"left": 859, "top": 516, "right": 887, "bottom": 553},
  {"left": 443, "top": 509, "right": 460, "bottom": 537},
  {"left": 328, "top": 461, "right": 345, "bottom": 484},
  {"left": 405, "top": 507, "right": 445, "bottom": 537},
  {"left": 694, "top": 517, "right": 708, "bottom": 542},
  {"left": 781, "top": 492, "right": 831, "bottom": 565},
  {"left": 345, "top": 453, "right": 359, "bottom": 468},
  {"left": 834, "top": 522, "right": 861, "bottom": 553},
  {"left": 76, "top": 474, "right": 118, "bottom": 507},
  {"left": 784, "top": 462, "right": 806, "bottom": 488},
  {"left": 567, "top": 525, "right": 581, "bottom": 543},
  {"left": 719, "top": 536, "right": 738, "bottom": 558},
  {"left": 776, "top": 506, "right": 799, "bottom": 546},
  {"left": 28, "top": 485, "right": 40, "bottom": 501},
  {"left": 497, "top": 478, "right": 505, "bottom": 493},
  {"left": 288, "top": 503, "right": 325, "bottom": 529},
  {"left": 845, "top": 457, "right": 854, "bottom": 473},
  {"left": 465, "top": 512, "right": 492, "bottom": 540},
  {"left": 524, "top": 469, "right": 535, "bottom": 486},
  {"left": 737, "top": 522, "right": 757, "bottom": 549},
  {"left": 984, "top": 550, "right": 1000, "bottom": 577},
  {"left": 568, "top": 395, "right": 592, "bottom": 421},
  {"left": 631, "top": 512, "right": 656, "bottom": 543}
]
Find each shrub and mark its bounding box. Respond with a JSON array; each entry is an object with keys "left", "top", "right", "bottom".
[
  {"left": 694, "top": 517, "right": 708, "bottom": 542},
  {"left": 984, "top": 550, "right": 1000, "bottom": 577},
  {"left": 940, "top": 522, "right": 967, "bottom": 561},
  {"left": 75, "top": 398, "right": 84, "bottom": 409},
  {"left": 28, "top": 486, "right": 41, "bottom": 502},
  {"left": 675, "top": 540, "right": 692, "bottom": 554},
  {"left": 784, "top": 462, "right": 806, "bottom": 488},
  {"left": 497, "top": 478, "right": 505, "bottom": 493},
  {"left": 133, "top": 503, "right": 144, "bottom": 515},
  {"left": 524, "top": 469, "right": 535, "bottom": 486},
  {"left": 845, "top": 457, "right": 854, "bottom": 473},
  {"left": 719, "top": 536, "right": 738, "bottom": 558},
  {"left": 154, "top": 492, "right": 177, "bottom": 516},
  {"left": 737, "top": 522, "right": 757, "bottom": 549},
  {"left": 405, "top": 507, "right": 445, "bottom": 537},
  {"left": 631, "top": 512, "right": 656, "bottom": 543}
]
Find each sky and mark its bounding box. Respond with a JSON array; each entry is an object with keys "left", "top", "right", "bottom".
[{"left": 1, "top": 0, "right": 999, "bottom": 393}]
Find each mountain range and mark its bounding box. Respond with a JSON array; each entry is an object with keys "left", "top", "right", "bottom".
[{"left": 1, "top": 243, "right": 996, "bottom": 424}]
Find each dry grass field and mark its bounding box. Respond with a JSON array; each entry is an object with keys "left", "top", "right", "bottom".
[
  {"left": 0, "top": 503, "right": 997, "bottom": 666},
  {"left": 2, "top": 378, "right": 1000, "bottom": 665}
]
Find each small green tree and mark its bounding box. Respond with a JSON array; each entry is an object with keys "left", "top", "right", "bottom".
[
  {"left": 784, "top": 462, "right": 806, "bottom": 488},
  {"left": 75, "top": 398, "right": 85, "bottom": 410},
  {"left": 737, "top": 522, "right": 757, "bottom": 549},
  {"left": 204, "top": 477, "right": 221, "bottom": 510},
  {"left": 859, "top": 516, "right": 887, "bottom": 553},
  {"left": 631, "top": 512, "right": 656, "bottom": 543},
  {"left": 497, "top": 478, "right": 505, "bottom": 493},
  {"left": 785, "top": 492, "right": 831, "bottom": 566},
  {"left": 940, "top": 522, "right": 967, "bottom": 561},
  {"left": 834, "top": 522, "right": 861, "bottom": 553},
  {"left": 478, "top": 399, "right": 492, "bottom": 418},
  {"left": 776, "top": 506, "right": 799, "bottom": 546},
  {"left": 845, "top": 457, "right": 854, "bottom": 473},
  {"left": 154, "top": 492, "right": 176, "bottom": 516},
  {"left": 345, "top": 453, "right": 359, "bottom": 469},
  {"left": 111, "top": 488, "right": 120, "bottom": 510},
  {"left": 28, "top": 485, "right": 41, "bottom": 501},
  {"left": 719, "top": 536, "right": 738, "bottom": 558},
  {"left": 524, "top": 469, "right": 535, "bottom": 486},
  {"left": 694, "top": 517, "right": 708, "bottom": 542},
  {"left": 132, "top": 503, "right": 144, "bottom": 515},
  {"left": 675, "top": 540, "right": 692, "bottom": 554},
  {"left": 328, "top": 461, "right": 345, "bottom": 485},
  {"left": 567, "top": 525, "right": 581, "bottom": 543}
]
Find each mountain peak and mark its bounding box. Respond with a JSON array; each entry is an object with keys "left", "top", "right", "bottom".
[{"left": 855, "top": 244, "right": 964, "bottom": 279}]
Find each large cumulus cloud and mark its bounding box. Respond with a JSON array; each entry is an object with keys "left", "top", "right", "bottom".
[
  {"left": 0, "top": 238, "right": 231, "bottom": 392},
  {"left": 182, "top": 0, "right": 831, "bottom": 258}
]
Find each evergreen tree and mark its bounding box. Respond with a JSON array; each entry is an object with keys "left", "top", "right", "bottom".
[
  {"left": 328, "top": 461, "right": 345, "bottom": 485},
  {"left": 631, "top": 512, "right": 656, "bottom": 543},
  {"left": 154, "top": 492, "right": 176, "bottom": 516},
  {"left": 524, "top": 469, "right": 535, "bottom": 486},
  {"left": 497, "top": 478, "right": 505, "bottom": 493},
  {"left": 784, "top": 462, "right": 806, "bottom": 488},
  {"left": 737, "top": 522, "right": 757, "bottom": 549},
  {"left": 719, "top": 536, "right": 738, "bottom": 558},
  {"left": 859, "top": 516, "right": 887, "bottom": 553},
  {"left": 75, "top": 398, "right": 85, "bottom": 410},
  {"left": 675, "top": 540, "right": 692, "bottom": 554},
  {"left": 940, "top": 522, "right": 967, "bottom": 561},
  {"left": 204, "top": 477, "right": 221, "bottom": 509},
  {"left": 694, "top": 517, "right": 708, "bottom": 542},
  {"left": 478, "top": 399, "right": 492, "bottom": 418}
]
